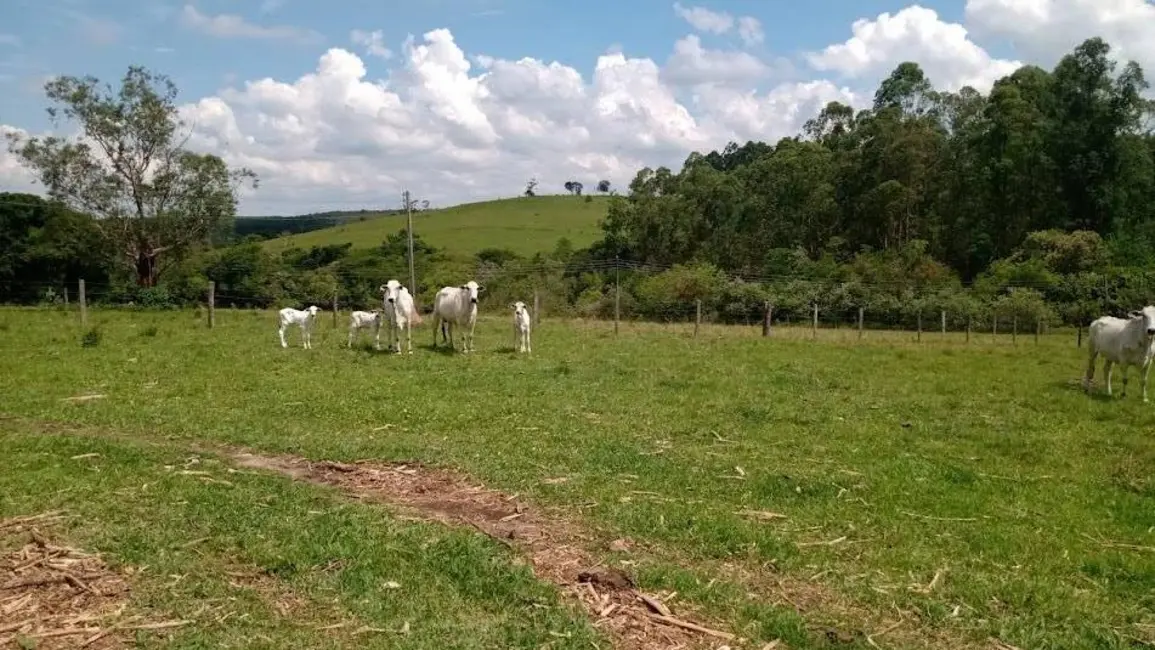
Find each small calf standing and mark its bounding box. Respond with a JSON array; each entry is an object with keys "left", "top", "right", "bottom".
[
  {"left": 1084, "top": 305, "right": 1155, "bottom": 401},
  {"left": 278, "top": 305, "right": 321, "bottom": 349},
  {"left": 348, "top": 309, "right": 383, "bottom": 350},
  {"left": 511, "top": 301, "right": 532, "bottom": 353}
]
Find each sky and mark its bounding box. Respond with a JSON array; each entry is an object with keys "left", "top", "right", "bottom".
[{"left": 2, "top": 0, "right": 1154, "bottom": 216}]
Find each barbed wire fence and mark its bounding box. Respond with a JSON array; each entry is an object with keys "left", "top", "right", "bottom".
[{"left": 1, "top": 255, "right": 1107, "bottom": 349}]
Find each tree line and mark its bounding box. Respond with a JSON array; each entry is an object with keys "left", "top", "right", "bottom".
[{"left": 4, "top": 37, "right": 1155, "bottom": 329}]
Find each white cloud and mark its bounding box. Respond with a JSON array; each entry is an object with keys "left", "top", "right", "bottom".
[
  {"left": 807, "top": 5, "right": 1020, "bottom": 92},
  {"left": 0, "top": 34, "right": 21, "bottom": 47},
  {"left": 663, "top": 35, "right": 768, "bottom": 87},
  {"left": 737, "top": 16, "right": 764, "bottom": 46},
  {"left": 4, "top": 5, "right": 1062, "bottom": 216},
  {"left": 180, "top": 5, "right": 322, "bottom": 44},
  {"left": 672, "top": 3, "right": 733, "bottom": 35},
  {"left": 964, "top": 0, "right": 1155, "bottom": 73},
  {"left": 147, "top": 27, "right": 850, "bottom": 213},
  {"left": 350, "top": 29, "right": 392, "bottom": 59}
]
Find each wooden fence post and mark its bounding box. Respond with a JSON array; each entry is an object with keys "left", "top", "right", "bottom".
[
  {"left": 941, "top": 310, "right": 946, "bottom": 337},
  {"left": 614, "top": 281, "right": 621, "bottom": 335},
  {"left": 78, "top": 279, "right": 87, "bottom": 327},
  {"left": 966, "top": 315, "right": 971, "bottom": 343},
  {"left": 208, "top": 281, "right": 215, "bottom": 329},
  {"left": 858, "top": 306, "right": 864, "bottom": 340},
  {"left": 762, "top": 301, "right": 772, "bottom": 337},
  {"left": 694, "top": 299, "right": 701, "bottom": 338},
  {"left": 332, "top": 294, "right": 338, "bottom": 328},
  {"left": 993, "top": 316, "right": 998, "bottom": 340},
  {"left": 811, "top": 304, "right": 818, "bottom": 339},
  {"left": 533, "top": 291, "right": 541, "bottom": 326},
  {"left": 1034, "top": 317, "right": 1040, "bottom": 344},
  {"left": 1077, "top": 325, "right": 1083, "bottom": 348},
  {"left": 1012, "top": 315, "right": 1018, "bottom": 345},
  {"left": 63, "top": 286, "right": 69, "bottom": 307},
  {"left": 917, "top": 311, "right": 922, "bottom": 342}
]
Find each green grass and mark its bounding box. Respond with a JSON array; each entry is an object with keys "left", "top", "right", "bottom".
[
  {"left": 1, "top": 306, "right": 1154, "bottom": 649},
  {"left": 261, "top": 195, "right": 609, "bottom": 256}
]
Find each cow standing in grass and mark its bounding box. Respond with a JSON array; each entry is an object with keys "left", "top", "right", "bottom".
[
  {"left": 511, "top": 301, "right": 532, "bottom": 353},
  {"left": 347, "top": 310, "right": 383, "bottom": 350},
  {"left": 432, "top": 281, "right": 482, "bottom": 353},
  {"left": 1084, "top": 306, "right": 1155, "bottom": 402},
  {"left": 278, "top": 305, "right": 321, "bottom": 349},
  {"left": 379, "top": 280, "right": 423, "bottom": 354}
]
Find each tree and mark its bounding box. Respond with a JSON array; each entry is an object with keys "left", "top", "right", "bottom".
[
  {"left": 524, "top": 177, "right": 538, "bottom": 197},
  {"left": 597, "top": 180, "right": 611, "bottom": 193},
  {"left": 6, "top": 66, "right": 258, "bottom": 287},
  {"left": 564, "top": 181, "right": 583, "bottom": 196}
]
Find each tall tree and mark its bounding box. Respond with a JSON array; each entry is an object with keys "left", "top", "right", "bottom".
[{"left": 6, "top": 66, "right": 257, "bottom": 287}]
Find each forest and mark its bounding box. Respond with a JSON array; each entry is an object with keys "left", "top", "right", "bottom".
[{"left": 3, "top": 37, "right": 1155, "bottom": 328}]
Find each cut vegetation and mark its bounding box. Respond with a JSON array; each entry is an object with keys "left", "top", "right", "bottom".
[{"left": 261, "top": 195, "right": 609, "bottom": 257}]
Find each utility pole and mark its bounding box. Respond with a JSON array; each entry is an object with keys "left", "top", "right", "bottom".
[{"left": 403, "top": 189, "right": 417, "bottom": 298}]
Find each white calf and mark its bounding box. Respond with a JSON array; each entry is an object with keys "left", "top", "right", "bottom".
[
  {"left": 432, "top": 280, "right": 482, "bottom": 353},
  {"left": 278, "top": 305, "right": 321, "bottom": 349},
  {"left": 379, "top": 280, "right": 423, "bottom": 354},
  {"left": 511, "top": 301, "right": 532, "bottom": 353},
  {"left": 1084, "top": 305, "right": 1155, "bottom": 402},
  {"left": 348, "top": 310, "right": 383, "bottom": 350}
]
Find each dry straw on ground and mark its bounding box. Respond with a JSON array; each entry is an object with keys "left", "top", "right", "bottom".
[{"left": 0, "top": 511, "right": 188, "bottom": 649}]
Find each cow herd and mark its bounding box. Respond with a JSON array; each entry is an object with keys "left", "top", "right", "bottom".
[
  {"left": 277, "top": 291, "right": 1155, "bottom": 402},
  {"left": 277, "top": 279, "right": 532, "bottom": 355}
]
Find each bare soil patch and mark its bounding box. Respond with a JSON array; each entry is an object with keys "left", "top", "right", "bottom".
[
  {"left": 0, "top": 512, "right": 188, "bottom": 649},
  {"left": 229, "top": 451, "right": 734, "bottom": 649}
]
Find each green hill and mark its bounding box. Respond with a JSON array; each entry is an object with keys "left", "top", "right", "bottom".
[{"left": 261, "top": 195, "right": 609, "bottom": 256}]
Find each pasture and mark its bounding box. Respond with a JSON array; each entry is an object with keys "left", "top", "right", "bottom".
[
  {"left": 1, "top": 307, "right": 1153, "bottom": 649},
  {"left": 260, "top": 195, "right": 609, "bottom": 256}
]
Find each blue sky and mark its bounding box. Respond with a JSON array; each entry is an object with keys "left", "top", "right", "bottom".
[
  {"left": 1, "top": 0, "right": 1146, "bottom": 214},
  {"left": 3, "top": 0, "right": 972, "bottom": 131}
]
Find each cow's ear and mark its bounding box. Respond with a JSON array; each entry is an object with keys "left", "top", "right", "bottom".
[{"left": 1131, "top": 311, "right": 1143, "bottom": 318}]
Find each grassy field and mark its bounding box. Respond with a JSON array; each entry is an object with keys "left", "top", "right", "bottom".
[
  {"left": 260, "top": 195, "right": 609, "bottom": 256},
  {"left": 1, "top": 307, "right": 1153, "bottom": 649}
]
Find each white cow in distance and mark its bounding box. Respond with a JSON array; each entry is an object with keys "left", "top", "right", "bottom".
[
  {"left": 432, "top": 280, "right": 483, "bottom": 353},
  {"left": 379, "top": 280, "right": 423, "bottom": 354},
  {"left": 348, "top": 310, "right": 383, "bottom": 350},
  {"left": 511, "top": 301, "right": 532, "bottom": 353},
  {"left": 278, "top": 305, "right": 321, "bottom": 349},
  {"left": 1084, "top": 305, "right": 1155, "bottom": 402}
]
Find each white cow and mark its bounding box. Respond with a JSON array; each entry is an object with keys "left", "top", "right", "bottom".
[
  {"left": 432, "top": 280, "right": 483, "bottom": 353},
  {"left": 348, "top": 309, "right": 383, "bottom": 350},
  {"left": 1084, "top": 305, "right": 1155, "bottom": 402},
  {"left": 379, "top": 280, "right": 423, "bottom": 354},
  {"left": 511, "top": 301, "right": 532, "bottom": 353},
  {"left": 278, "top": 305, "right": 321, "bottom": 349}
]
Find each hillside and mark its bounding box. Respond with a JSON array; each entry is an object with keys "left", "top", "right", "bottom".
[
  {"left": 235, "top": 208, "right": 401, "bottom": 239},
  {"left": 261, "top": 195, "right": 609, "bottom": 256}
]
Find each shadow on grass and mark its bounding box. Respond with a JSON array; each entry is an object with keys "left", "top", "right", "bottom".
[{"left": 1053, "top": 379, "right": 1122, "bottom": 402}]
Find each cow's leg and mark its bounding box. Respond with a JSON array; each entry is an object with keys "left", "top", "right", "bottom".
[
  {"left": 526, "top": 328, "right": 531, "bottom": 354},
  {"left": 1143, "top": 360, "right": 1152, "bottom": 403},
  {"left": 468, "top": 320, "right": 477, "bottom": 353},
  {"left": 432, "top": 316, "right": 440, "bottom": 347},
  {"left": 279, "top": 324, "right": 288, "bottom": 348},
  {"left": 1084, "top": 347, "right": 1098, "bottom": 393},
  {"left": 1105, "top": 360, "right": 1115, "bottom": 396},
  {"left": 374, "top": 324, "right": 382, "bottom": 350},
  {"left": 1122, "top": 363, "right": 1131, "bottom": 397}
]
